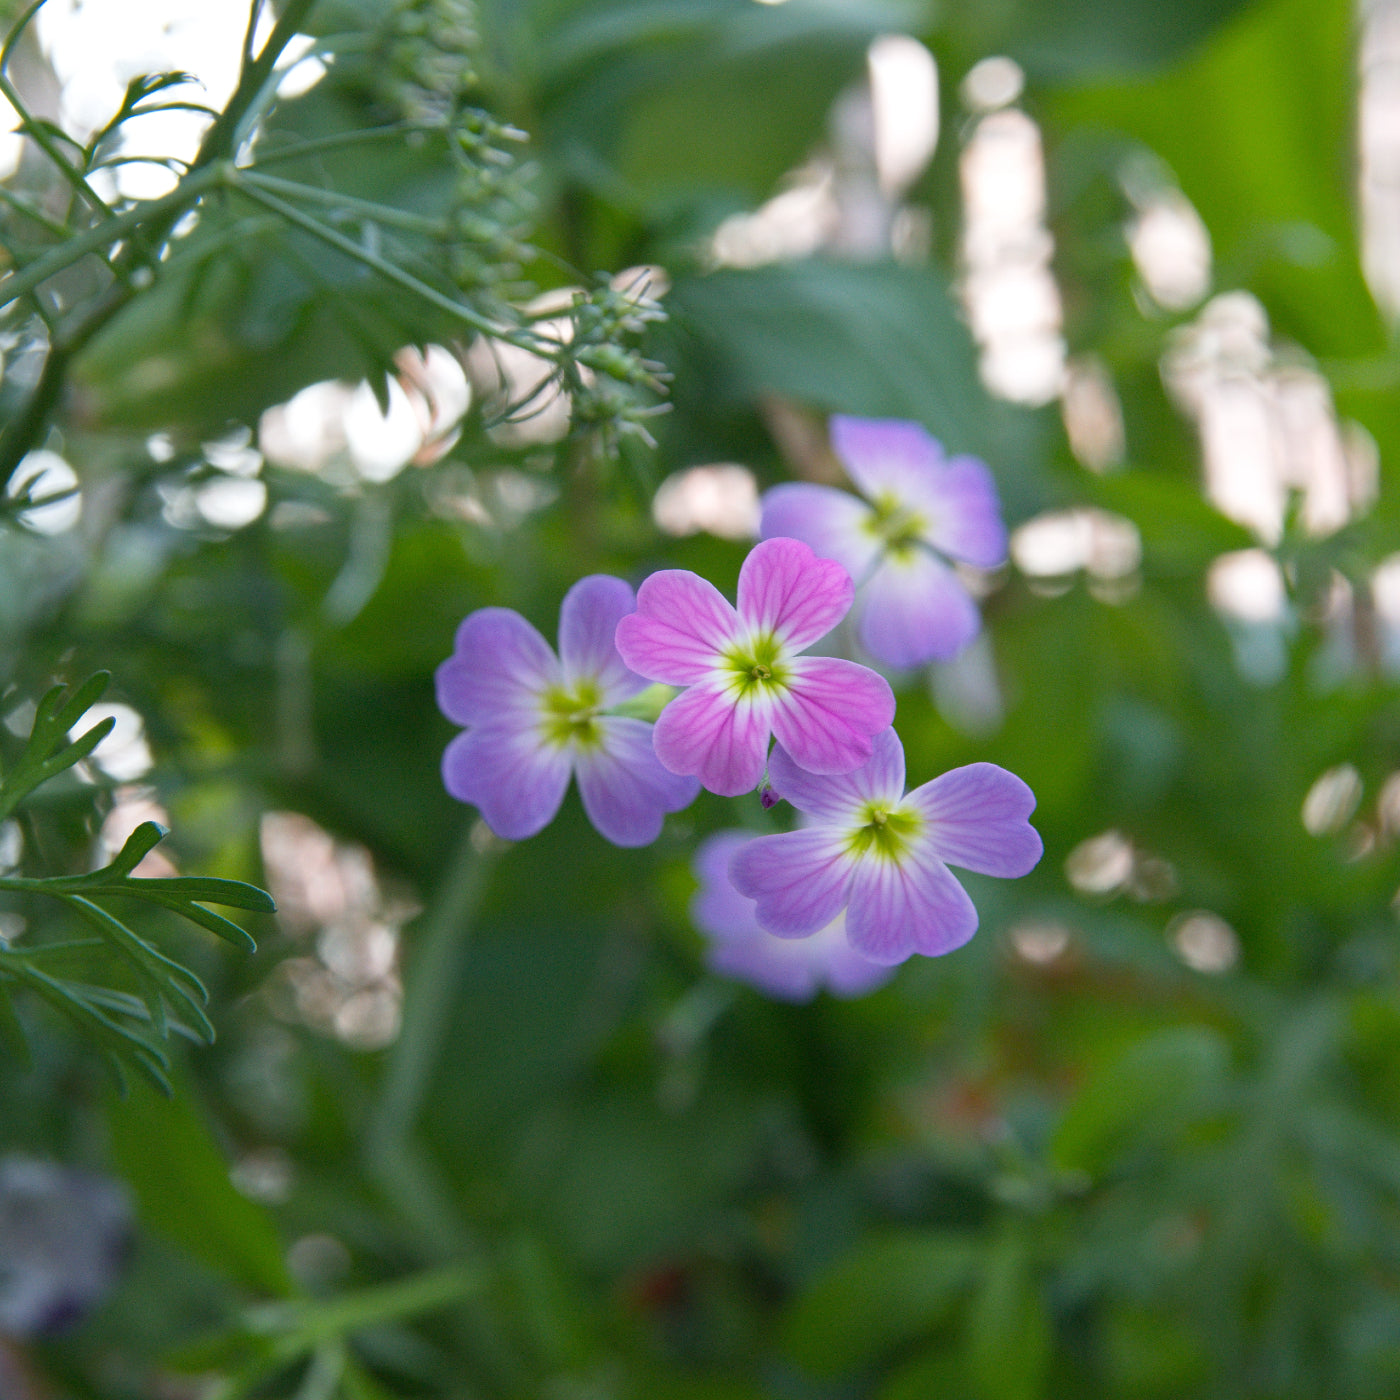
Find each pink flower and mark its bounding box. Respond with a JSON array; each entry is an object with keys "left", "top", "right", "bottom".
[
  {"left": 760, "top": 416, "right": 1006, "bottom": 667},
  {"left": 435, "top": 575, "right": 699, "bottom": 846},
  {"left": 614, "top": 538, "right": 896, "bottom": 798},
  {"left": 730, "top": 729, "right": 1041, "bottom": 965}
]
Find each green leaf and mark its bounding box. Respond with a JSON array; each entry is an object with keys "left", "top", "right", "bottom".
[
  {"left": 964, "top": 0, "right": 1257, "bottom": 81},
  {"left": 967, "top": 1231, "right": 1051, "bottom": 1400},
  {"left": 782, "top": 1231, "right": 980, "bottom": 1377},
  {"left": 107, "top": 1079, "right": 294, "bottom": 1297},
  {"left": 668, "top": 260, "right": 994, "bottom": 455},
  {"left": 0, "top": 976, "right": 30, "bottom": 1066},
  {"left": 1050, "top": 1025, "right": 1231, "bottom": 1176},
  {"left": 107, "top": 818, "right": 170, "bottom": 876},
  {"left": 0, "top": 671, "right": 115, "bottom": 822},
  {"left": 130, "top": 892, "right": 258, "bottom": 953}
]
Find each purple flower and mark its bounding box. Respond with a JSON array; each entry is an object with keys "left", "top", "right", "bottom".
[
  {"left": 730, "top": 730, "right": 1042, "bottom": 965},
  {"left": 435, "top": 575, "right": 699, "bottom": 846},
  {"left": 760, "top": 416, "right": 1007, "bottom": 668},
  {"left": 613, "top": 537, "right": 896, "bottom": 798},
  {"left": 693, "top": 831, "right": 894, "bottom": 1001},
  {"left": 0, "top": 1157, "right": 132, "bottom": 1338}
]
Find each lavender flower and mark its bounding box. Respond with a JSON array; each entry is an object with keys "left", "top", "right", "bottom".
[
  {"left": 692, "top": 831, "right": 893, "bottom": 1001},
  {"left": 760, "top": 416, "right": 1007, "bottom": 668},
  {"left": 730, "top": 729, "right": 1041, "bottom": 965},
  {"left": 435, "top": 575, "right": 699, "bottom": 845},
  {"left": 614, "top": 537, "right": 895, "bottom": 797},
  {"left": 0, "top": 1158, "right": 132, "bottom": 1337}
]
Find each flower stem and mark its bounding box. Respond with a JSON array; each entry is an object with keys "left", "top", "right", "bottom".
[{"left": 365, "top": 821, "right": 498, "bottom": 1254}]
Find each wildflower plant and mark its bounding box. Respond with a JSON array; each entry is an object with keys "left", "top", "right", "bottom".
[{"left": 438, "top": 420, "right": 1042, "bottom": 984}]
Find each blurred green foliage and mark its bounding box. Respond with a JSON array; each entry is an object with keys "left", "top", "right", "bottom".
[{"left": 4, "top": 0, "right": 1400, "bottom": 1397}]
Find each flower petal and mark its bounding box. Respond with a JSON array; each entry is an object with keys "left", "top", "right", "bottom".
[
  {"left": 737, "top": 537, "right": 854, "bottom": 651},
  {"left": 844, "top": 846, "right": 979, "bottom": 963},
  {"left": 435, "top": 608, "right": 560, "bottom": 727},
  {"left": 856, "top": 551, "right": 981, "bottom": 667},
  {"left": 441, "top": 723, "right": 570, "bottom": 841},
  {"left": 759, "top": 483, "right": 880, "bottom": 582},
  {"left": 574, "top": 717, "right": 699, "bottom": 847},
  {"left": 558, "top": 574, "right": 647, "bottom": 703},
  {"left": 729, "top": 827, "right": 853, "bottom": 936},
  {"left": 770, "top": 655, "right": 895, "bottom": 776},
  {"left": 692, "top": 831, "right": 765, "bottom": 942},
  {"left": 920, "top": 455, "right": 1007, "bottom": 568},
  {"left": 652, "top": 680, "right": 773, "bottom": 797},
  {"left": 830, "top": 415, "right": 947, "bottom": 516},
  {"left": 708, "top": 913, "right": 893, "bottom": 1002},
  {"left": 615, "top": 569, "right": 738, "bottom": 685},
  {"left": 767, "top": 728, "right": 906, "bottom": 822},
  {"left": 907, "top": 762, "right": 1043, "bottom": 877}
]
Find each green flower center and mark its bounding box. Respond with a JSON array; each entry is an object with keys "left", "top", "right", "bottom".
[
  {"left": 722, "top": 632, "right": 787, "bottom": 697},
  {"left": 864, "top": 493, "right": 927, "bottom": 558},
  {"left": 541, "top": 679, "right": 603, "bottom": 748},
  {"left": 845, "top": 801, "right": 921, "bottom": 861}
]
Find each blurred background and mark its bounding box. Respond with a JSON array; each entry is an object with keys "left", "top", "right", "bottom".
[{"left": 3, "top": 0, "right": 1400, "bottom": 1395}]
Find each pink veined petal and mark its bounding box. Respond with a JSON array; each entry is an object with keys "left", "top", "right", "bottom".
[
  {"left": 844, "top": 844, "right": 979, "bottom": 964},
  {"left": 920, "top": 455, "right": 1007, "bottom": 568},
  {"left": 830, "top": 415, "right": 948, "bottom": 517},
  {"left": 855, "top": 551, "right": 981, "bottom": 668},
  {"left": 736, "top": 537, "right": 855, "bottom": 651},
  {"left": 907, "top": 762, "right": 1043, "bottom": 877},
  {"left": 769, "top": 655, "right": 895, "bottom": 776},
  {"left": 651, "top": 680, "right": 773, "bottom": 797},
  {"left": 729, "top": 827, "right": 854, "bottom": 937},
  {"left": 759, "top": 484, "right": 881, "bottom": 583},
  {"left": 614, "top": 569, "right": 738, "bottom": 685},
  {"left": 558, "top": 574, "right": 648, "bottom": 704},
  {"left": 435, "top": 608, "right": 561, "bottom": 727},
  {"left": 767, "top": 728, "right": 906, "bottom": 823},
  {"left": 441, "top": 723, "right": 571, "bottom": 841},
  {"left": 573, "top": 717, "right": 699, "bottom": 848}
]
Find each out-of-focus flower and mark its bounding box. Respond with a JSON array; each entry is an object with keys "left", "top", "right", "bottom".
[
  {"left": 692, "top": 831, "right": 893, "bottom": 1001},
  {"left": 731, "top": 729, "right": 1041, "bottom": 965},
  {"left": 0, "top": 1158, "right": 132, "bottom": 1337},
  {"left": 761, "top": 417, "right": 1006, "bottom": 667},
  {"left": 436, "top": 575, "right": 699, "bottom": 845},
  {"left": 615, "top": 538, "right": 895, "bottom": 797}
]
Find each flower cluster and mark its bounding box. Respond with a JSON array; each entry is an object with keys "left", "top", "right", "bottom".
[{"left": 435, "top": 416, "right": 1041, "bottom": 999}]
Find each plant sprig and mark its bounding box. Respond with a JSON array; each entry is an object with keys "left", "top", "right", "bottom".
[{"left": 0, "top": 673, "right": 273, "bottom": 1091}]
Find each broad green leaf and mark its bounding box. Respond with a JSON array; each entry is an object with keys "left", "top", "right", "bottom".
[
  {"left": 668, "top": 260, "right": 993, "bottom": 454},
  {"left": 782, "top": 1230, "right": 980, "bottom": 1377},
  {"left": 107, "top": 1081, "right": 294, "bottom": 1297}
]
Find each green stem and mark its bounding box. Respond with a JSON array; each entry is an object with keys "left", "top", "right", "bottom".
[
  {"left": 228, "top": 177, "right": 532, "bottom": 344},
  {"left": 238, "top": 168, "right": 450, "bottom": 236},
  {"left": 248, "top": 1262, "right": 484, "bottom": 1348},
  {"left": 365, "top": 822, "right": 497, "bottom": 1252},
  {"left": 193, "top": 0, "right": 320, "bottom": 169},
  {"left": 0, "top": 162, "right": 226, "bottom": 317},
  {"left": 0, "top": 70, "right": 112, "bottom": 219},
  {"left": 247, "top": 120, "right": 442, "bottom": 168}
]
